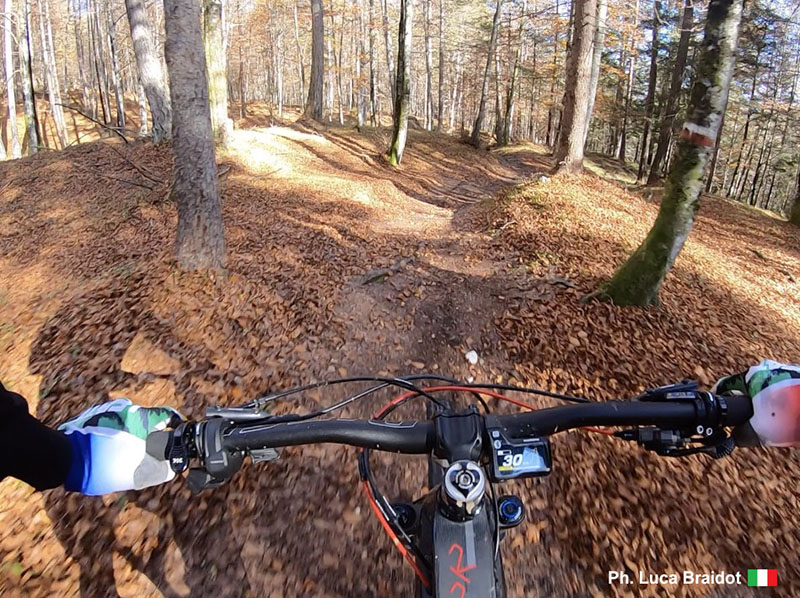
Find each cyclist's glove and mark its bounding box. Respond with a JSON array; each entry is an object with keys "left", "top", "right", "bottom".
[
  {"left": 714, "top": 359, "right": 800, "bottom": 447},
  {"left": 60, "top": 398, "right": 183, "bottom": 495}
]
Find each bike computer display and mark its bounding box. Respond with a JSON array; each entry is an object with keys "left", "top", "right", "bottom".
[{"left": 487, "top": 428, "right": 552, "bottom": 480}]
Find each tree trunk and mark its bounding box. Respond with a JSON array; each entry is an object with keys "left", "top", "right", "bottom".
[
  {"left": 616, "top": 0, "right": 639, "bottom": 161},
  {"left": 493, "top": 45, "right": 503, "bottom": 143},
  {"left": 423, "top": 0, "right": 434, "bottom": 130},
  {"left": 546, "top": 0, "right": 560, "bottom": 147},
  {"left": 552, "top": 0, "right": 597, "bottom": 174},
  {"left": 125, "top": 0, "right": 173, "bottom": 141},
  {"left": 790, "top": 169, "right": 800, "bottom": 226},
  {"left": 4, "top": 0, "right": 21, "bottom": 157},
  {"left": 599, "top": 0, "right": 743, "bottom": 307},
  {"left": 332, "top": 15, "right": 344, "bottom": 124},
  {"left": 527, "top": 0, "right": 538, "bottom": 141},
  {"left": 369, "top": 0, "right": 377, "bottom": 124},
  {"left": 39, "top": 0, "right": 69, "bottom": 148},
  {"left": 436, "top": 0, "right": 445, "bottom": 129},
  {"left": 164, "top": 0, "right": 226, "bottom": 270},
  {"left": 18, "top": 0, "right": 38, "bottom": 153},
  {"left": 74, "top": 17, "right": 92, "bottom": 115},
  {"left": 387, "top": 0, "right": 412, "bottom": 165},
  {"left": 137, "top": 79, "right": 149, "bottom": 136},
  {"left": 637, "top": 0, "right": 660, "bottom": 182},
  {"left": 106, "top": 6, "right": 127, "bottom": 129},
  {"left": 648, "top": 0, "right": 693, "bottom": 185},
  {"left": 203, "top": 0, "right": 232, "bottom": 142},
  {"left": 499, "top": 1, "right": 526, "bottom": 147},
  {"left": 470, "top": 0, "right": 502, "bottom": 147},
  {"left": 583, "top": 0, "right": 607, "bottom": 147},
  {"left": 90, "top": 0, "right": 112, "bottom": 125},
  {"left": 726, "top": 47, "right": 760, "bottom": 198},
  {"left": 381, "top": 0, "right": 396, "bottom": 111},
  {"left": 293, "top": 2, "right": 307, "bottom": 108},
  {"left": 357, "top": 3, "right": 368, "bottom": 128},
  {"left": 305, "top": 0, "right": 324, "bottom": 121}
]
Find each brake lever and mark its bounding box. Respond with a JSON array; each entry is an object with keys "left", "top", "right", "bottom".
[
  {"left": 205, "top": 406, "right": 271, "bottom": 421},
  {"left": 186, "top": 468, "right": 227, "bottom": 493}
]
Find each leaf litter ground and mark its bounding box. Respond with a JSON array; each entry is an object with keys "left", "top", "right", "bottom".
[{"left": 1, "top": 111, "right": 800, "bottom": 598}]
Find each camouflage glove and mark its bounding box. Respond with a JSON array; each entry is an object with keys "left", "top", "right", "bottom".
[
  {"left": 59, "top": 398, "right": 183, "bottom": 495},
  {"left": 714, "top": 360, "right": 800, "bottom": 447}
]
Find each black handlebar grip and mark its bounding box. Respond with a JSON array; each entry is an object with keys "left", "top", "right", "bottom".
[
  {"left": 146, "top": 430, "right": 172, "bottom": 459},
  {"left": 720, "top": 393, "right": 754, "bottom": 426}
]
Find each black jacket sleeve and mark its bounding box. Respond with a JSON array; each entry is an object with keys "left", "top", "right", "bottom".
[{"left": 0, "top": 382, "right": 73, "bottom": 490}]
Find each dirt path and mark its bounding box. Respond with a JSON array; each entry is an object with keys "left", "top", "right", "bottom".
[{"left": 2, "top": 119, "right": 800, "bottom": 598}]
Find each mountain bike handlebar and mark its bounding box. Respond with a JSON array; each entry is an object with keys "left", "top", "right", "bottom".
[
  {"left": 148, "top": 391, "right": 753, "bottom": 460},
  {"left": 225, "top": 419, "right": 435, "bottom": 452},
  {"left": 498, "top": 393, "right": 753, "bottom": 437}
]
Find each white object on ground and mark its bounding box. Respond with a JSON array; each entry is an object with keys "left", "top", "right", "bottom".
[{"left": 465, "top": 350, "right": 479, "bottom": 365}]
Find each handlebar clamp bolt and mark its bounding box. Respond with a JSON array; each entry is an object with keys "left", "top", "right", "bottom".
[{"left": 442, "top": 461, "right": 486, "bottom": 521}]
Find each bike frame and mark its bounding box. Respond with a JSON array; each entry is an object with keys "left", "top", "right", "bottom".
[
  {"left": 413, "top": 488, "right": 503, "bottom": 598},
  {"left": 408, "top": 409, "right": 505, "bottom": 597}
]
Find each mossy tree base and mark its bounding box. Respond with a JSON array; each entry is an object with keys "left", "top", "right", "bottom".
[{"left": 598, "top": 0, "right": 743, "bottom": 307}]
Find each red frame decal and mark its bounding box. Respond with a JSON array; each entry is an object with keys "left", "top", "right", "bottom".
[{"left": 447, "top": 543, "right": 476, "bottom": 597}]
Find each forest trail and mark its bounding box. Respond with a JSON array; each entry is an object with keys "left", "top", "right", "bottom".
[{"left": 2, "top": 116, "right": 800, "bottom": 598}]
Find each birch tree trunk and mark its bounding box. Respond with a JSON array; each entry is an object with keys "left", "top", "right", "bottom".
[
  {"left": 39, "top": 0, "right": 69, "bottom": 148},
  {"left": 204, "top": 0, "right": 232, "bottom": 143},
  {"left": 647, "top": 0, "right": 693, "bottom": 185},
  {"left": 598, "top": 0, "right": 743, "bottom": 306},
  {"left": 18, "top": 0, "right": 38, "bottom": 153},
  {"left": 305, "top": 0, "right": 324, "bottom": 121},
  {"left": 125, "top": 0, "right": 173, "bottom": 141},
  {"left": 470, "top": 0, "right": 502, "bottom": 147},
  {"left": 583, "top": 0, "right": 607, "bottom": 146},
  {"left": 552, "top": 0, "right": 597, "bottom": 173},
  {"left": 164, "top": 0, "right": 226, "bottom": 270},
  {"left": 4, "top": 0, "right": 21, "bottom": 158},
  {"left": 387, "top": 0, "right": 412, "bottom": 165}
]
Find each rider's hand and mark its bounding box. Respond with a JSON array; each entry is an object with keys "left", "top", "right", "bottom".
[
  {"left": 714, "top": 359, "right": 800, "bottom": 447},
  {"left": 60, "top": 398, "right": 183, "bottom": 496}
]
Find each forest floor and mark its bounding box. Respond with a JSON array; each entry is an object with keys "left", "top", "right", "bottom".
[{"left": 1, "top": 104, "right": 800, "bottom": 598}]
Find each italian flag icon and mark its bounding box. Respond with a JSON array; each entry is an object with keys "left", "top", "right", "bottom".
[{"left": 748, "top": 569, "right": 777, "bottom": 587}]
